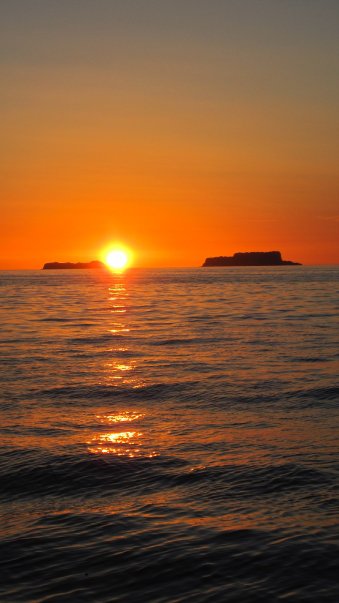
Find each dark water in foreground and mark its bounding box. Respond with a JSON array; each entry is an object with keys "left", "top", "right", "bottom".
[{"left": 0, "top": 267, "right": 338, "bottom": 602}]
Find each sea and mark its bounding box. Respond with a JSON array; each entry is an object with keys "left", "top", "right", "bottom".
[{"left": 0, "top": 266, "right": 338, "bottom": 603}]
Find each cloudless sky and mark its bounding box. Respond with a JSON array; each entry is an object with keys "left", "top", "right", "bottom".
[{"left": 1, "top": 0, "right": 338, "bottom": 267}]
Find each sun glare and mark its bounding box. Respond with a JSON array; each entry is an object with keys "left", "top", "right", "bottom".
[{"left": 104, "top": 249, "right": 130, "bottom": 271}]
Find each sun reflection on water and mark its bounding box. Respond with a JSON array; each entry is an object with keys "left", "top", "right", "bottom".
[
  {"left": 108, "top": 282, "right": 129, "bottom": 330},
  {"left": 87, "top": 275, "right": 156, "bottom": 457},
  {"left": 96, "top": 412, "right": 144, "bottom": 423},
  {"left": 88, "top": 414, "right": 157, "bottom": 458},
  {"left": 105, "top": 274, "right": 145, "bottom": 390}
]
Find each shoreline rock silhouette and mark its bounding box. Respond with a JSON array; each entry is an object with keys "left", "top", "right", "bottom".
[{"left": 202, "top": 251, "right": 301, "bottom": 266}]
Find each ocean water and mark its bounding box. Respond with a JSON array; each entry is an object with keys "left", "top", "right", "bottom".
[{"left": 0, "top": 266, "right": 338, "bottom": 603}]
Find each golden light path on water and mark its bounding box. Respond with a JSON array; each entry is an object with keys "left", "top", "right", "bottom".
[
  {"left": 96, "top": 412, "right": 144, "bottom": 423},
  {"left": 87, "top": 274, "right": 157, "bottom": 458},
  {"left": 87, "top": 412, "right": 158, "bottom": 458}
]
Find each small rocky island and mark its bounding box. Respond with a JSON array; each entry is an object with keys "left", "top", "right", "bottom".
[
  {"left": 202, "top": 251, "right": 301, "bottom": 267},
  {"left": 43, "top": 260, "right": 105, "bottom": 269}
]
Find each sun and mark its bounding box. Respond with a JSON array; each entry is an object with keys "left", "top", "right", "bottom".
[
  {"left": 104, "top": 249, "right": 130, "bottom": 271},
  {"left": 100, "top": 243, "right": 133, "bottom": 271}
]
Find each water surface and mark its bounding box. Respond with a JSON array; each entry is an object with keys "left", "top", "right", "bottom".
[{"left": 1, "top": 267, "right": 338, "bottom": 602}]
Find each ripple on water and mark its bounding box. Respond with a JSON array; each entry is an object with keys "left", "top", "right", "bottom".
[{"left": 0, "top": 267, "right": 338, "bottom": 602}]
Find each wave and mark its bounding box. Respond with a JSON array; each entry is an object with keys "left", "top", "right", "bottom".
[
  {"left": 0, "top": 451, "right": 186, "bottom": 500},
  {"left": 1, "top": 499, "right": 338, "bottom": 602},
  {"left": 69, "top": 334, "right": 127, "bottom": 344},
  {"left": 294, "top": 385, "right": 339, "bottom": 402},
  {"left": 171, "top": 462, "right": 334, "bottom": 497},
  {"left": 1, "top": 449, "right": 334, "bottom": 503},
  {"left": 23, "top": 380, "right": 339, "bottom": 411},
  {"left": 150, "top": 336, "right": 226, "bottom": 346},
  {"left": 28, "top": 381, "right": 202, "bottom": 402}
]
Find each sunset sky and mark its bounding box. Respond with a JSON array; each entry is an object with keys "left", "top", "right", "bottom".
[{"left": 1, "top": 0, "right": 338, "bottom": 268}]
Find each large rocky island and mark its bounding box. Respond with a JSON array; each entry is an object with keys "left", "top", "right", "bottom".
[
  {"left": 43, "top": 260, "right": 105, "bottom": 270},
  {"left": 202, "top": 251, "right": 301, "bottom": 267}
]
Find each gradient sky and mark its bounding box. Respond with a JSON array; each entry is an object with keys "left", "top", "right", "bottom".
[{"left": 1, "top": 0, "right": 338, "bottom": 267}]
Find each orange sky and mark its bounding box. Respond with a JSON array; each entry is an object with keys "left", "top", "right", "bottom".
[{"left": 1, "top": 0, "right": 338, "bottom": 268}]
